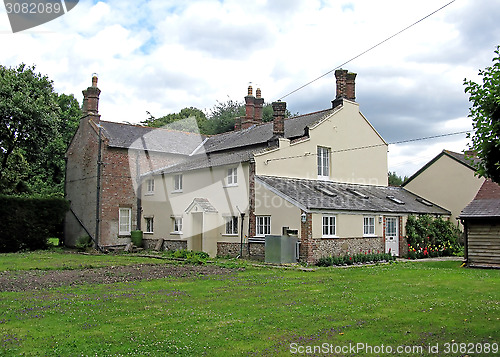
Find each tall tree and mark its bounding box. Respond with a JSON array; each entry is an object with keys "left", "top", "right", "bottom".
[
  {"left": 141, "top": 107, "right": 207, "bottom": 134},
  {"left": 0, "top": 64, "right": 81, "bottom": 195},
  {"left": 464, "top": 45, "right": 500, "bottom": 182},
  {"left": 388, "top": 171, "right": 407, "bottom": 186}
]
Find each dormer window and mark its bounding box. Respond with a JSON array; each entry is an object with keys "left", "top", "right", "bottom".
[{"left": 317, "top": 146, "right": 330, "bottom": 180}]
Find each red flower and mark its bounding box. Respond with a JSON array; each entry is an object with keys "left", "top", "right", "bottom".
[{"left": 349, "top": 257, "right": 352, "bottom": 260}]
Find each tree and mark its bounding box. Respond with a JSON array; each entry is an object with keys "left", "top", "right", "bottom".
[
  {"left": 0, "top": 64, "right": 81, "bottom": 195},
  {"left": 464, "top": 45, "right": 500, "bottom": 182},
  {"left": 388, "top": 171, "right": 407, "bottom": 186},
  {"left": 141, "top": 107, "right": 207, "bottom": 134}
]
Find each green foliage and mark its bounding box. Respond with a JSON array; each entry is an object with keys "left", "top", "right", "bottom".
[
  {"left": 75, "top": 235, "right": 93, "bottom": 251},
  {"left": 165, "top": 249, "right": 210, "bottom": 264},
  {"left": 405, "top": 215, "right": 462, "bottom": 259},
  {"left": 464, "top": 45, "right": 500, "bottom": 182},
  {"left": 316, "top": 251, "right": 395, "bottom": 267},
  {"left": 141, "top": 107, "right": 207, "bottom": 134},
  {"left": 388, "top": 171, "right": 407, "bottom": 186},
  {"left": 0, "top": 195, "right": 69, "bottom": 252},
  {"left": 0, "top": 64, "right": 81, "bottom": 195}
]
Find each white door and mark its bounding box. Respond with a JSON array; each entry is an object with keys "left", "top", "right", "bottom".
[{"left": 385, "top": 217, "right": 399, "bottom": 256}]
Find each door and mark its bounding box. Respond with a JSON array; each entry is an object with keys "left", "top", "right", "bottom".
[
  {"left": 385, "top": 216, "right": 399, "bottom": 256},
  {"left": 191, "top": 212, "right": 203, "bottom": 251}
]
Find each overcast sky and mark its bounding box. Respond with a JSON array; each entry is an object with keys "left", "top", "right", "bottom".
[{"left": 1, "top": 0, "right": 499, "bottom": 178}]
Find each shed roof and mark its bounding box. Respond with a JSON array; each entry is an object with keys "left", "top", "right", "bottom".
[
  {"left": 460, "top": 180, "right": 500, "bottom": 218},
  {"left": 257, "top": 175, "right": 450, "bottom": 215}
]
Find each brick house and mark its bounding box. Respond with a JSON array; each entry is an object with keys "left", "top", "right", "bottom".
[
  {"left": 64, "top": 76, "right": 206, "bottom": 247},
  {"left": 139, "top": 70, "right": 450, "bottom": 262}
]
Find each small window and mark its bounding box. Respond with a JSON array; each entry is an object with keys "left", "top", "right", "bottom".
[
  {"left": 145, "top": 217, "right": 154, "bottom": 233},
  {"left": 173, "top": 174, "right": 183, "bottom": 192},
  {"left": 225, "top": 216, "right": 238, "bottom": 235},
  {"left": 317, "top": 146, "right": 330, "bottom": 179},
  {"left": 119, "top": 208, "right": 132, "bottom": 236},
  {"left": 172, "top": 217, "right": 183, "bottom": 234},
  {"left": 363, "top": 216, "right": 375, "bottom": 236},
  {"left": 146, "top": 178, "right": 155, "bottom": 194},
  {"left": 227, "top": 168, "right": 238, "bottom": 186},
  {"left": 322, "top": 215, "right": 336, "bottom": 237},
  {"left": 256, "top": 216, "right": 271, "bottom": 237}
]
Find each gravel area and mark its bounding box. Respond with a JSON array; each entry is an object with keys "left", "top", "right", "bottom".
[{"left": 0, "top": 263, "right": 236, "bottom": 292}]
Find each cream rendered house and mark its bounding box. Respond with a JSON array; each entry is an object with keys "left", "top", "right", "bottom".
[
  {"left": 140, "top": 70, "right": 449, "bottom": 262},
  {"left": 403, "top": 150, "right": 484, "bottom": 230}
]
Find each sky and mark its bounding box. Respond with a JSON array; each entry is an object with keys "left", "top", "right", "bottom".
[{"left": 1, "top": 0, "right": 499, "bottom": 178}]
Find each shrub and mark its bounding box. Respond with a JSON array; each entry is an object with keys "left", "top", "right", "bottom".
[
  {"left": 316, "top": 252, "right": 395, "bottom": 267},
  {"left": 405, "top": 215, "right": 461, "bottom": 259},
  {"left": 76, "top": 235, "right": 93, "bottom": 251},
  {"left": 0, "top": 195, "right": 69, "bottom": 252}
]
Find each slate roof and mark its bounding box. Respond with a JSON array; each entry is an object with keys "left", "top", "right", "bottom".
[
  {"left": 403, "top": 149, "right": 479, "bottom": 187},
  {"left": 460, "top": 180, "right": 500, "bottom": 218},
  {"left": 256, "top": 175, "right": 450, "bottom": 215},
  {"left": 100, "top": 121, "right": 206, "bottom": 155},
  {"left": 186, "top": 198, "right": 218, "bottom": 213},
  {"left": 145, "top": 107, "right": 339, "bottom": 176}
]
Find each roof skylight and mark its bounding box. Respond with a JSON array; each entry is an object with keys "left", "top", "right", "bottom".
[
  {"left": 386, "top": 195, "right": 405, "bottom": 205},
  {"left": 315, "top": 186, "right": 337, "bottom": 197},
  {"left": 416, "top": 197, "right": 433, "bottom": 207},
  {"left": 347, "top": 188, "right": 369, "bottom": 199}
]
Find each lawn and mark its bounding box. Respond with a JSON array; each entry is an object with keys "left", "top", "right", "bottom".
[{"left": 0, "top": 251, "right": 499, "bottom": 356}]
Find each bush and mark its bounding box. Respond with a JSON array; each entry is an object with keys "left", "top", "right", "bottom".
[
  {"left": 76, "top": 235, "right": 93, "bottom": 251},
  {"left": 405, "top": 215, "right": 461, "bottom": 259},
  {"left": 0, "top": 195, "right": 69, "bottom": 252}
]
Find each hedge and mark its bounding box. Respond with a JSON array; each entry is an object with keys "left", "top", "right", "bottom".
[{"left": 0, "top": 195, "right": 69, "bottom": 252}]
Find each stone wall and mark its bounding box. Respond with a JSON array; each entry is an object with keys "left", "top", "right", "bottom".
[
  {"left": 316, "top": 237, "right": 384, "bottom": 259},
  {"left": 217, "top": 242, "right": 265, "bottom": 260},
  {"left": 143, "top": 238, "right": 187, "bottom": 251}
]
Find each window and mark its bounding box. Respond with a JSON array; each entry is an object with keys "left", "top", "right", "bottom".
[
  {"left": 256, "top": 216, "right": 271, "bottom": 236},
  {"left": 145, "top": 217, "right": 154, "bottom": 233},
  {"left": 173, "top": 174, "right": 183, "bottom": 192},
  {"left": 119, "top": 208, "right": 131, "bottom": 235},
  {"left": 227, "top": 168, "right": 238, "bottom": 186},
  {"left": 172, "top": 217, "right": 183, "bottom": 234},
  {"left": 322, "top": 215, "right": 336, "bottom": 237},
  {"left": 225, "top": 216, "right": 238, "bottom": 235},
  {"left": 363, "top": 216, "right": 375, "bottom": 236},
  {"left": 146, "top": 178, "right": 154, "bottom": 194},
  {"left": 317, "top": 146, "right": 330, "bottom": 179}
]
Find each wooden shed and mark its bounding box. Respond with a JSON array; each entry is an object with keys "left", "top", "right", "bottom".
[{"left": 460, "top": 180, "right": 500, "bottom": 268}]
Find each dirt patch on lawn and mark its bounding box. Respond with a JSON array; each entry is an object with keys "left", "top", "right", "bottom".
[{"left": 0, "top": 263, "right": 236, "bottom": 292}]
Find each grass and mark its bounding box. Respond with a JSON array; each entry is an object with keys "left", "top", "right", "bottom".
[{"left": 0, "top": 251, "right": 499, "bottom": 356}]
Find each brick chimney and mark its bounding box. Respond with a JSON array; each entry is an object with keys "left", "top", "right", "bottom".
[
  {"left": 272, "top": 100, "right": 286, "bottom": 137},
  {"left": 254, "top": 88, "right": 264, "bottom": 124},
  {"left": 82, "top": 74, "right": 101, "bottom": 122},
  {"left": 241, "top": 85, "right": 255, "bottom": 129},
  {"left": 332, "top": 69, "right": 356, "bottom": 108}
]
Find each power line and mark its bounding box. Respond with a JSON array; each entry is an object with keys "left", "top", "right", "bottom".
[
  {"left": 264, "top": 130, "right": 471, "bottom": 164},
  {"left": 278, "top": 0, "right": 456, "bottom": 101}
]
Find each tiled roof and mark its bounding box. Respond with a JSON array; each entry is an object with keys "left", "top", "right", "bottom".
[
  {"left": 202, "top": 108, "right": 337, "bottom": 153},
  {"left": 460, "top": 180, "right": 500, "bottom": 218},
  {"left": 256, "top": 175, "right": 450, "bottom": 215},
  {"left": 100, "top": 121, "right": 206, "bottom": 155}
]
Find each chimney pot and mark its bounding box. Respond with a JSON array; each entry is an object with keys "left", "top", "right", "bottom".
[
  {"left": 248, "top": 85, "right": 253, "bottom": 96},
  {"left": 82, "top": 74, "right": 101, "bottom": 123},
  {"left": 256, "top": 88, "right": 261, "bottom": 98}
]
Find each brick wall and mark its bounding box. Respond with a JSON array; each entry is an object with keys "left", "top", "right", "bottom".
[{"left": 299, "top": 211, "right": 317, "bottom": 264}]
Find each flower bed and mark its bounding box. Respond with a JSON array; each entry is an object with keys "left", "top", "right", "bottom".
[{"left": 316, "top": 250, "right": 395, "bottom": 267}]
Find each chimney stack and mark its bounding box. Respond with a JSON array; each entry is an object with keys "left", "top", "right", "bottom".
[
  {"left": 254, "top": 87, "right": 264, "bottom": 124},
  {"left": 272, "top": 100, "right": 286, "bottom": 137},
  {"left": 82, "top": 74, "right": 101, "bottom": 122},
  {"left": 236, "top": 85, "right": 265, "bottom": 130},
  {"left": 332, "top": 69, "right": 356, "bottom": 108}
]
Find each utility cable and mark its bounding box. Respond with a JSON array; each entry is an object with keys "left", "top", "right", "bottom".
[{"left": 278, "top": 0, "right": 456, "bottom": 101}]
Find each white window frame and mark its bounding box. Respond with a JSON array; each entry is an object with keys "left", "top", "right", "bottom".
[
  {"left": 256, "top": 216, "right": 271, "bottom": 237},
  {"left": 145, "top": 178, "right": 155, "bottom": 195},
  {"left": 227, "top": 167, "right": 238, "bottom": 186},
  {"left": 119, "top": 208, "right": 132, "bottom": 236},
  {"left": 173, "top": 174, "right": 183, "bottom": 192},
  {"left": 145, "top": 217, "right": 154, "bottom": 234},
  {"left": 363, "top": 216, "right": 376, "bottom": 236},
  {"left": 172, "top": 217, "right": 183, "bottom": 234},
  {"left": 317, "top": 146, "right": 330, "bottom": 180},
  {"left": 224, "top": 216, "right": 238, "bottom": 235},
  {"left": 322, "top": 214, "right": 336, "bottom": 238}
]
